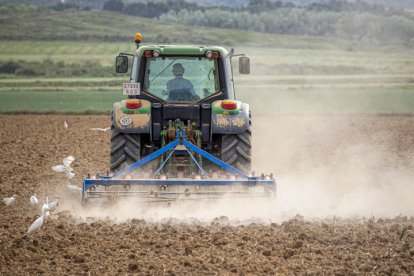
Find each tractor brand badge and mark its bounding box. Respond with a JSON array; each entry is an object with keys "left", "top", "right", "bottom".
[{"left": 120, "top": 116, "right": 133, "bottom": 126}]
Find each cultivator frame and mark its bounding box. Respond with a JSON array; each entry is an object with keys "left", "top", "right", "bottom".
[{"left": 82, "top": 129, "right": 276, "bottom": 204}]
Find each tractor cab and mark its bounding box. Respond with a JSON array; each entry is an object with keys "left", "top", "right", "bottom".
[{"left": 115, "top": 34, "right": 250, "bottom": 104}]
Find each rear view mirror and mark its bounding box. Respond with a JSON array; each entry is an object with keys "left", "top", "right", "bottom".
[
  {"left": 115, "top": 56, "right": 128, "bottom": 73},
  {"left": 239, "top": 56, "right": 250, "bottom": 74}
]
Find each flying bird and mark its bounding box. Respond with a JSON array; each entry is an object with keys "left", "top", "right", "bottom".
[
  {"left": 4, "top": 195, "right": 16, "bottom": 207},
  {"left": 62, "top": 156, "right": 75, "bottom": 171},
  {"left": 52, "top": 156, "right": 76, "bottom": 179},
  {"left": 30, "top": 194, "right": 38, "bottom": 210},
  {"left": 90, "top": 127, "right": 111, "bottom": 132}
]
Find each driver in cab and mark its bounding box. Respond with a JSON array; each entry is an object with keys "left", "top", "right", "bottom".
[{"left": 167, "top": 63, "right": 199, "bottom": 101}]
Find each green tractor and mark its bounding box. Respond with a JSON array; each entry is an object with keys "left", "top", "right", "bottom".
[{"left": 111, "top": 33, "right": 252, "bottom": 177}]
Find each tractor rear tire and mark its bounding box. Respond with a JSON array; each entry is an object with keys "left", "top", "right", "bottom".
[
  {"left": 220, "top": 129, "right": 252, "bottom": 174},
  {"left": 110, "top": 129, "right": 141, "bottom": 173}
]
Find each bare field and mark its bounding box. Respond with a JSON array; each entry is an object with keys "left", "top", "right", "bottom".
[{"left": 1, "top": 114, "right": 414, "bottom": 274}]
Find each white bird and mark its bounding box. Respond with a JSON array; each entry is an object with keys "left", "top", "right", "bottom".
[
  {"left": 4, "top": 195, "right": 16, "bottom": 207},
  {"left": 67, "top": 171, "right": 75, "bottom": 179},
  {"left": 41, "top": 197, "right": 49, "bottom": 215},
  {"left": 62, "top": 156, "right": 75, "bottom": 171},
  {"left": 30, "top": 194, "right": 38, "bottom": 210},
  {"left": 44, "top": 210, "right": 51, "bottom": 220},
  {"left": 67, "top": 183, "right": 82, "bottom": 192},
  {"left": 64, "top": 121, "right": 68, "bottom": 129},
  {"left": 48, "top": 197, "right": 59, "bottom": 211},
  {"left": 27, "top": 208, "right": 48, "bottom": 234},
  {"left": 90, "top": 127, "right": 110, "bottom": 132},
  {"left": 51, "top": 165, "right": 65, "bottom": 173},
  {"left": 52, "top": 156, "right": 76, "bottom": 179}
]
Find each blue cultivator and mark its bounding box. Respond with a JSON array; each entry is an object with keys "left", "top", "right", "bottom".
[{"left": 82, "top": 130, "right": 276, "bottom": 204}]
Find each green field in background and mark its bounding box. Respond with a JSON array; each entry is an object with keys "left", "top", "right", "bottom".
[
  {"left": 1, "top": 86, "right": 414, "bottom": 114},
  {"left": 0, "top": 6, "right": 413, "bottom": 116},
  {"left": 1, "top": 74, "right": 413, "bottom": 91},
  {"left": 2, "top": 41, "right": 414, "bottom": 75},
  {"left": 1, "top": 36, "right": 413, "bottom": 116},
  {"left": 0, "top": 41, "right": 134, "bottom": 66},
  {"left": 240, "top": 87, "right": 414, "bottom": 115},
  {"left": 0, "top": 8, "right": 360, "bottom": 50},
  {"left": 0, "top": 91, "right": 122, "bottom": 113}
]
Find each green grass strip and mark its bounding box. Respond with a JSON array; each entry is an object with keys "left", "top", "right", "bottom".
[
  {"left": 1, "top": 87, "right": 414, "bottom": 115},
  {"left": 0, "top": 90, "right": 122, "bottom": 113}
]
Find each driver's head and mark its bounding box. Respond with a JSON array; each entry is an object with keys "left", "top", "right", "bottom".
[{"left": 172, "top": 63, "right": 185, "bottom": 76}]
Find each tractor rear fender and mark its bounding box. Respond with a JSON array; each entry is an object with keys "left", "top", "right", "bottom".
[
  {"left": 211, "top": 100, "right": 250, "bottom": 134},
  {"left": 112, "top": 100, "right": 151, "bottom": 133}
]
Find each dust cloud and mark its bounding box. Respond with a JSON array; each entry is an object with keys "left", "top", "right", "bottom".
[
  {"left": 253, "top": 111, "right": 414, "bottom": 219},
  {"left": 62, "top": 195, "right": 277, "bottom": 224}
]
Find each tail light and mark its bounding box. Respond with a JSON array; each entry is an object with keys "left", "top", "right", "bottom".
[
  {"left": 221, "top": 100, "right": 237, "bottom": 110},
  {"left": 126, "top": 99, "right": 141, "bottom": 109}
]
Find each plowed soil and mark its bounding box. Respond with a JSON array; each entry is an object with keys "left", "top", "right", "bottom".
[{"left": 1, "top": 114, "right": 414, "bottom": 274}]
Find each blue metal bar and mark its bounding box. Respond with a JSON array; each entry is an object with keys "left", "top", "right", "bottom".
[
  {"left": 83, "top": 178, "right": 275, "bottom": 191},
  {"left": 185, "top": 148, "right": 208, "bottom": 178},
  {"left": 112, "top": 130, "right": 181, "bottom": 178},
  {"left": 153, "top": 148, "right": 175, "bottom": 177},
  {"left": 181, "top": 130, "right": 249, "bottom": 179},
  {"left": 82, "top": 177, "right": 85, "bottom": 203},
  {"left": 181, "top": 129, "right": 208, "bottom": 178}
]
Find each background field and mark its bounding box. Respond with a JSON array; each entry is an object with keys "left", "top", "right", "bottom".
[
  {"left": 0, "top": 5, "right": 413, "bottom": 114},
  {"left": 1, "top": 41, "right": 413, "bottom": 114}
]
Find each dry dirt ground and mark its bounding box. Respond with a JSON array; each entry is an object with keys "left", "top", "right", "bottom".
[{"left": 0, "top": 114, "right": 414, "bottom": 274}]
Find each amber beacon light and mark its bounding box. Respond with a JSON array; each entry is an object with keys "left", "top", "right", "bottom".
[{"left": 134, "top": 33, "right": 142, "bottom": 44}]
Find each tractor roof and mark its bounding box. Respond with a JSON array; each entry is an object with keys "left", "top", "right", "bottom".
[{"left": 136, "top": 45, "right": 229, "bottom": 56}]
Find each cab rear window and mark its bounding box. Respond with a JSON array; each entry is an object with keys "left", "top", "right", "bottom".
[{"left": 143, "top": 56, "right": 219, "bottom": 102}]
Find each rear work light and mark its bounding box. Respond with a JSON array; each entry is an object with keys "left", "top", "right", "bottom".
[
  {"left": 144, "top": 50, "right": 160, "bottom": 58},
  {"left": 126, "top": 99, "right": 141, "bottom": 109},
  {"left": 221, "top": 100, "right": 237, "bottom": 110},
  {"left": 206, "top": 51, "right": 219, "bottom": 59}
]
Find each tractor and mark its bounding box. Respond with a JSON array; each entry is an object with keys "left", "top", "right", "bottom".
[{"left": 81, "top": 33, "right": 275, "bottom": 204}]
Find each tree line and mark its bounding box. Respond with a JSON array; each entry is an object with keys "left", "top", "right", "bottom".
[
  {"left": 0, "top": 60, "right": 114, "bottom": 77},
  {"left": 102, "top": 0, "right": 409, "bottom": 17},
  {"left": 160, "top": 8, "right": 414, "bottom": 46},
  {"left": 4, "top": 0, "right": 412, "bottom": 47},
  {"left": 101, "top": 0, "right": 414, "bottom": 46}
]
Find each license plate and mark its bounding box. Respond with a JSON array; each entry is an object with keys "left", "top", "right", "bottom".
[{"left": 123, "top": 83, "right": 140, "bottom": 96}]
